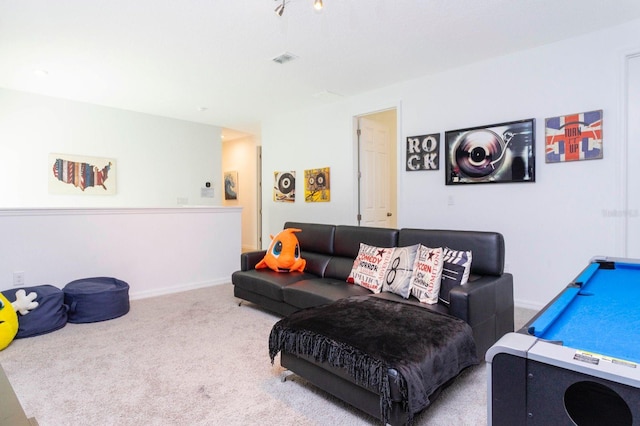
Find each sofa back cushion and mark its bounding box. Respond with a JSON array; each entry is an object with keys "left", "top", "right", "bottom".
[
  {"left": 398, "top": 229, "right": 505, "bottom": 276},
  {"left": 398, "top": 228, "right": 504, "bottom": 276},
  {"left": 283, "top": 222, "right": 335, "bottom": 276},
  {"left": 284, "top": 222, "right": 335, "bottom": 254},
  {"left": 324, "top": 225, "right": 399, "bottom": 281},
  {"left": 333, "top": 225, "right": 399, "bottom": 258}
]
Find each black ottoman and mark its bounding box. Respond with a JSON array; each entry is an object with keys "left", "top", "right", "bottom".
[
  {"left": 63, "top": 277, "right": 130, "bottom": 323},
  {"left": 1, "top": 285, "right": 67, "bottom": 338}
]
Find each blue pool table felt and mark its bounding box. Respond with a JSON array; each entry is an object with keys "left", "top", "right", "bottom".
[{"left": 529, "top": 261, "right": 640, "bottom": 364}]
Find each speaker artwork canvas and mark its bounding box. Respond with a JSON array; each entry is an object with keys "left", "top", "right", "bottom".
[{"left": 304, "top": 167, "right": 330, "bottom": 202}]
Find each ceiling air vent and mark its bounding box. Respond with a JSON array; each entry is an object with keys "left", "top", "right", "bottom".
[{"left": 272, "top": 52, "right": 298, "bottom": 64}]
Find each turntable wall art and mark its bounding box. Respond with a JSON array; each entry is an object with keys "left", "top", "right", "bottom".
[
  {"left": 444, "top": 118, "right": 535, "bottom": 185},
  {"left": 273, "top": 170, "right": 296, "bottom": 202}
]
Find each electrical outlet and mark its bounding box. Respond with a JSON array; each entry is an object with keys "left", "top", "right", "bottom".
[{"left": 13, "top": 271, "right": 25, "bottom": 287}]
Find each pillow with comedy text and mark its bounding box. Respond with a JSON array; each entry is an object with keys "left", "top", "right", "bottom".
[
  {"left": 347, "top": 243, "right": 394, "bottom": 293},
  {"left": 438, "top": 247, "right": 473, "bottom": 305},
  {"left": 409, "top": 245, "right": 444, "bottom": 304},
  {"left": 381, "top": 244, "right": 419, "bottom": 298}
]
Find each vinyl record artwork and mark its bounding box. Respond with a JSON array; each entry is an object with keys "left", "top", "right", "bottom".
[
  {"left": 273, "top": 170, "right": 296, "bottom": 202},
  {"left": 304, "top": 167, "right": 330, "bottom": 202},
  {"left": 545, "top": 110, "right": 603, "bottom": 163},
  {"left": 445, "top": 119, "right": 535, "bottom": 185}
]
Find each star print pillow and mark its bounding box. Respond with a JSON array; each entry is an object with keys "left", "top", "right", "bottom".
[
  {"left": 347, "top": 243, "right": 394, "bottom": 293},
  {"left": 409, "top": 245, "right": 444, "bottom": 304}
]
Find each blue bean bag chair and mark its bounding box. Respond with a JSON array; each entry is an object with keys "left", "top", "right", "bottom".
[
  {"left": 1, "top": 285, "right": 68, "bottom": 338},
  {"left": 63, "top": 277, "right": 130, "bottom": 323}
]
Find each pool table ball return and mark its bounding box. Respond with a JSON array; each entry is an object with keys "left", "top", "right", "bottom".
[{"left": 486, "top": 257, "right": 640, "bottom": 426}]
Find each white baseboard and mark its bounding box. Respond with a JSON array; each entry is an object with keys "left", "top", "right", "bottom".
[
  {"left": 514, "top": 299, "right": 544, "bottom": 312},
  {"left": 129, "top": 278, "right": 230, "bottom": 300}
]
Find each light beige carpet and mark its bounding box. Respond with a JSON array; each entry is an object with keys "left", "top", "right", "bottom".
[{"left": 0, "top": 284, "right": 535, "bottom": 426}]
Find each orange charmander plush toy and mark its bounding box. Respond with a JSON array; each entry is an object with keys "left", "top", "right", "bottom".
[{"left": 256, "top": 228, "right": 306, "bottom": 273}]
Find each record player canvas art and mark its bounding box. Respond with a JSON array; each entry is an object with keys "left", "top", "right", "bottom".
[
  {"left": 273, "top": 170, "right": 296, "bottom": 202},
  {"left": 445, "top": 119, "right": 535, "bottom": 185}
]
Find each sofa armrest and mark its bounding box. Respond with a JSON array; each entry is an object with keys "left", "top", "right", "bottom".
[
  {"left": 449, "top": 273, "right": 513, "bottom": 324},
  {"left": 240, "top": 250, "right": 267, "bottom": 271},
  {"left": 448, "top": 273, "right": 514, "bottom": 356}
]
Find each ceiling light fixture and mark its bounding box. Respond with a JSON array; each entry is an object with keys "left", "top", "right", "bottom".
[
  {"left": 274, "top": 0, "right": 285, "bottom": 16},
  {"left": 274, "top": 0, "right": 324, "bottom": 16}
]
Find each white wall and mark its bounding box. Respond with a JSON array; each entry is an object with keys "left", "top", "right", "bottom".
[
  {"left": 261, "top": 19, "right": 640, "bottom": 309},
  {"left": 0, "top": 207, "right": 241, "bottom": 299},
  {"left": 0, "top": 88, "right": 222, "bottom": 207},
  {"left": 222, "top": 135, "right": 259, "bottom": 251},
  {"left": 0, "top": 89, "right": 236, "bottom": 298}
]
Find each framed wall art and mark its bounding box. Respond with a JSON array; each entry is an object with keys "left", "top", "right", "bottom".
[
  {"left": 545, "top": 110, "right": 603, "bottom": 163},
  {"left": 273, "top": 170, "right": 296, "bottom": 202},
  {"left": 304, "top": 167, "right": 330, "bottom": 202},
  {"left": 48, "top": 153, "right": 116, "bottom": 195},
  {"left": 224, "top": 171, "right": 238, "bottom": 200},
  {"left": 406, "top": 133, "right": 440, "bottom": 171},
  {"left": 444, "top": 118, "right": 535, "bottom": 185}
]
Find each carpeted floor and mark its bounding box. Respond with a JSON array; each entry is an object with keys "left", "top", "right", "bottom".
[{"left": 0, "top": 284, "right": 535, "bottom": 426}]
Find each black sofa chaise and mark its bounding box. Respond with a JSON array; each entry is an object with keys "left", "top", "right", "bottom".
[{"left": 232, "top": 221, "right": 514, "bottom": 424}]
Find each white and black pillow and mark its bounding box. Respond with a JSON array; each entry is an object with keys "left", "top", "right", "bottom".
[
  {"left": 438, "top": 247, "right": 472, "bottom": 305},
  {"left": 347, "top": 243, "right": 394, "bottom": 293},
  {"left": 408, "top": 245, "right": 444, "bottom": 304},
  {"left": 381, "top": 244, "right": 419, "bottom": 298}
]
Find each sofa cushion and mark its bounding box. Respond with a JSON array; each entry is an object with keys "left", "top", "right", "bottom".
[
  {"left": 334, "top": 225, "right": 398, "bottom": 258},
  {"left": 324, "top": 257, "right": 355, "bottom": 281},
  {"left": 284, "top": 222, "right": 335, "bottom": 255},
  {"left": 398, "top": 229, "right": 504, "bottom": 276},
  {"left": 282, "top": 279, "right": 372, "bottom": 309},
  {"left": 300, "top": 252, "right": 332, "bottom": 277},
  {"left": 347, "top": 243, "right": 394, "bottom": 293},
  {"left": 371, "top": 291, "right": 450, "bottom": 315},
  {"left": 382, "top": 244, "right": 419, "bottom": 299},
  {"left": 231, "top": 269, "right": 315, "bottom": 301}
]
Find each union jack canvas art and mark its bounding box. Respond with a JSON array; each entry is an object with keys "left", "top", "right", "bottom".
[{"left": 545, "top": 110, "right": 603, "bottom": 163}]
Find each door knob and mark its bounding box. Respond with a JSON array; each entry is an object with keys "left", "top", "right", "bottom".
[{"left": 387, "top": 212, "right": 392, "bottom": 217}]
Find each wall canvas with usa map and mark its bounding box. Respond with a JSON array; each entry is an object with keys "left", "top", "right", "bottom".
[
  {"left": 48, "top": 153, "right": 116, "bottom": 195},
  {"left": 545, "top": 110, "right": 603, "bottom": 163}
]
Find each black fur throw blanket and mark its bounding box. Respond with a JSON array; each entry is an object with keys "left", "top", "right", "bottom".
[{"left": 268, "top": 296, "right": 478, "bottom": 424}]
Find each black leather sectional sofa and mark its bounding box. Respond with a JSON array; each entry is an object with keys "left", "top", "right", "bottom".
[
  {"left": 232, "top": 221, "right": 514, "bottom": 358},
  {"left": 233, "top": 221, "right": 514, "bottom": 424}
]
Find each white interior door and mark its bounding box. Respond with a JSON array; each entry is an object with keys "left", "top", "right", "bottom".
[
  {"left": 627, "top": 54, "right": 640, "bottom": 258},
  {"left": 358, "top": 116, "right": 392, "bottom": 228}
]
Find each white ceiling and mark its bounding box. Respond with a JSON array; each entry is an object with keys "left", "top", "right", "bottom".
[{"left": 2, "top": 0, "right": 640, "bottom": 141}]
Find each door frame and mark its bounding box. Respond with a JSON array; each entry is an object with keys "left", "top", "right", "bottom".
[
  {"left": 353, "top": 103, "right": 401, "bottom": 228},
  {"left": 619, "top": 47, "right": 640, "bottom": 256}
]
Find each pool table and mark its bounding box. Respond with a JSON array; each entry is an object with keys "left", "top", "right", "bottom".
[{"left": 486, "top": 257, "right": 640, "bottom": 426}]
